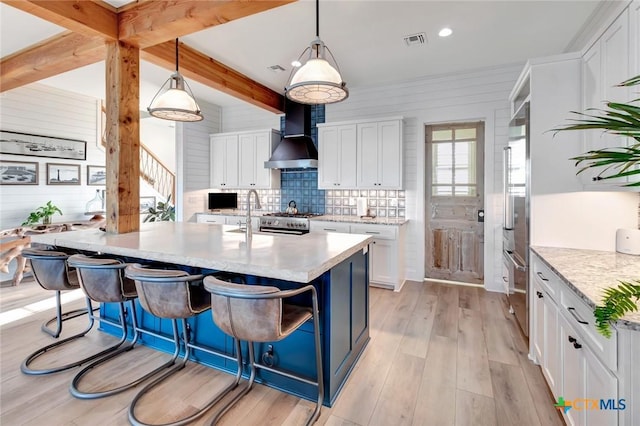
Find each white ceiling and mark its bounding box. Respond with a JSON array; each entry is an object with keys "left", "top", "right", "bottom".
[{"left": 0, "top": 1, "right": 606, "bottom": 111}]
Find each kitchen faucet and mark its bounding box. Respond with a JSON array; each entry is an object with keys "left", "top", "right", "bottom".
[{"left": 246, "top": 189, "right": 262, "bottom": 240}]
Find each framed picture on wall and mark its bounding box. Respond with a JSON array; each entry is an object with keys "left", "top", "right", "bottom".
[
  {"left": 140, "top": 196, "right": 156, "bottom": 213},
  {"left": 46, "top": 163, "right": 81, "bottom": 185},
  {"left": 1, "top": 130, "right": 86, "bottom": 160},
  {"left": 0, "top": 160, "right": 38, "bottom": 185},
  {"left": 87, "top": 165, "right": 106, "bottom": 185}
]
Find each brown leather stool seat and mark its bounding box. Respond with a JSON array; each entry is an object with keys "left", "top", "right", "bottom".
[{"left": 203, "top": 276, "right": 323, "bottom": 426}]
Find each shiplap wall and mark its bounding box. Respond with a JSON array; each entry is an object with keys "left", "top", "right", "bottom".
[
  {"left": 177, "top": 100, "right": 222, "bottom": 222},
  {"left": 0, "top": 84, "right": 103, "bottom": 229},
  {"left": 324, "top": 65, "right": 523, "bottom": 292}
]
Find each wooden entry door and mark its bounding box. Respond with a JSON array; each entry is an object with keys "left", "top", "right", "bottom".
[{"left": 425, "top": 122, "right": 484, "bottom": 284}]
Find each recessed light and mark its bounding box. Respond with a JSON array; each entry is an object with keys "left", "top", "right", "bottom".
[
  {"left": 291, "top": 60, "right": 302, "bottom": 68},
  {"left": 438, "top": 27, "right": 453, "bottom": 37}
]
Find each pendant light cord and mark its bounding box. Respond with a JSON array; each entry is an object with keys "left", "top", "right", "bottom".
[
  {"left": 315, "top": 0, "right": 319, "bottom": 38},
  {"left": 175, "top": 38, "right": 179, "bottom": 72}
]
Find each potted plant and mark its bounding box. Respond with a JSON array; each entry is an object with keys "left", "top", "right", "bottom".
[
  {"left": 143, "top": 195, "right": 175, "bottom": 222},
  {"left": 22, "top": 201, "right": 63, "bottom": 226},
  {"left": 554, "top": 75, "right": 640, "bottom": 337}
]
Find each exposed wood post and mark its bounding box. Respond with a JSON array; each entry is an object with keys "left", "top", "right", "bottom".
[{"left": 105, "top": 41, "right": 140, "bottom": 234}]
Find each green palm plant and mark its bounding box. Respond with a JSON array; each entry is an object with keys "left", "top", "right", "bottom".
[
  {"left": 593, "top": 280, "right": 640, "bottom": 338},
  {"left": 554, "top": 75, "right": 640, "bottom": 337},
  {"left": 553, "top": 75, "right": 640, "bottom": 186}
]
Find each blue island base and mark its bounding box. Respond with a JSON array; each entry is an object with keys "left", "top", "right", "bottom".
[{"left": 100, "top": 250, "right": 370, "bottom": 406}]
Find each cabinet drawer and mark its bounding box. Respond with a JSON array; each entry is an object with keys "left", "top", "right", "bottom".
[
  {"left": 531, "top": 256, "right": 559, "bottom": 302},
  {"left": 560, "top": 285, "right": 617, "bottom": 372},
  {"left": 310, "top": 221, "right": 351, "bottom": 233},
  {"left": 351, "top": 224, "right": 397, "bottom": 240},
  {"left": 196, "top": 214, "right": 225, "bottom": 225}
]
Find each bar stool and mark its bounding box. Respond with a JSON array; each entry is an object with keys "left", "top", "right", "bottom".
[
  {"left": 124, "top": 264, "right": 243, "bottom": 426},
  {"left": 203, "top": 276, "right": 323, "bottom": 426},
  {"left": 67, "top": 254, "right": 186, "bottom": 399},
  {"left": 20, "top": 248, "right": 104, "bottom": 375},
  {"left": 21, "top": 247, "right": 90, "bottom": 339}
]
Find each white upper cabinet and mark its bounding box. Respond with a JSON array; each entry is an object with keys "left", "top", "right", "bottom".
[
  {"left": 356, "top": 119, "right": 403, "bottom": 189},
  {"left": 317, "top": 124, "right": 357, "bottom": 189},
  {"left": 238, "top": 130, "right": 280, "bottom": 189},
  {"left": 581, "top": 6, "right": 636, "bottom": 188},
  {"left": 210, "top": 134, "right": 238, "bottom": 188},
  {"left": 318, "top": 117, "right": 403, "bottom": 190},
  {"left": 210, "top": 129, "right": 280, "bottom": 189}
]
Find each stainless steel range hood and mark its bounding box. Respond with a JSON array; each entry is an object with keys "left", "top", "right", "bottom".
[{"left": 264, "top": 100, "right": 318, "bottom": 169}]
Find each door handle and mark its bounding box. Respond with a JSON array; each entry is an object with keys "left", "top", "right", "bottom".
[{"left": 536, "top": 271, "right": 548, "bottom": 281}]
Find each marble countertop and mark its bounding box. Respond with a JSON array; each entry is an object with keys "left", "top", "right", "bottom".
[
  {"left": 311, "top": 215, "right": 409, "bottom": 226},
  {"left": 531, "top": 246, "right": 640, "bottom": 330},
  {"left": 29, "top": 222, "right": 372, "bottom": 283}
]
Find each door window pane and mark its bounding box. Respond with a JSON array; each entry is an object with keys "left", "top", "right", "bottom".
[
  {"left": 432, "top": 129, "right": 453, "bottom": 141},
  {"left": 430, "top": 126, "right": 478, "bottom": 196},
  {"left": 455, "top": 128, "right": 476, "bottom": 140}
]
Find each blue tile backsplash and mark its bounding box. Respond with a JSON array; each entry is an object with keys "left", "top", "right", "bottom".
[{"left": 278, "top": 104, "right": 325, "bottom": 214}]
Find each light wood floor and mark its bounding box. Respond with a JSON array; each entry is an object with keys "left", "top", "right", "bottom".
[{"left": 0, "top": 278, "right": 564, "bottom": 425}]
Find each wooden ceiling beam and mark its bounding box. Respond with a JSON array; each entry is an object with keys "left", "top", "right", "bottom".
[
  {"left": 118, "top": 0, "right": 295, "bottom": 48},
  {"left": 0, "top": 31, "right": 105, "bottom": 93},
  {"left": 2, "top": 0, "right": 118, "bottom": 40},
  {"left": 142, "top": 41, "right": 284, "bottom": 113}
]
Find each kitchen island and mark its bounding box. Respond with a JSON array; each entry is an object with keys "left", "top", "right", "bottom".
[{"left": 30, "top": 222, "right": 373, "bottom": 405}]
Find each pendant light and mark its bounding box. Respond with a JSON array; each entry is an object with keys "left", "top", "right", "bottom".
[
  {"left": 285, "top": 0, "right": 348, "bottom": 104},
  {"left": 147, "top": 39, "right": 203, "bottom": 122}
]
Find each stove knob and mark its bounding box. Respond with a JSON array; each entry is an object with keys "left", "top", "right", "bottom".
[{"left": 273, "top": 220, "right": 279, "bottom": 226}]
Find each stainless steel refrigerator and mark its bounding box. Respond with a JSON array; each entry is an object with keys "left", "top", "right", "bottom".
[{"left": 503, "top": 101, "right": 529, "bottom": 337}]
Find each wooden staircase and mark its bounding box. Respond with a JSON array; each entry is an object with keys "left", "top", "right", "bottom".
[{"left": 140, "top": 142, "right": 175, "bottom": 202}]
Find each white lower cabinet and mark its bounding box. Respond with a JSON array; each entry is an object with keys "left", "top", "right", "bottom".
[
  {"left": 310, "top": 220, "right": 406, "bottom": 291},
  {"left": 559, "top": 312, "right": 618, "bottom": 426},
  {"left": 196, "top": 214, "right": 258, "bottom": 230},
  {"left": 196, "top": 214, "right": 226, "bottom": 225},
  {"left": 530, "top": 252, "right": 623, "bottom": 426},
  {"left": 531, "top": 276, "right": 560, "bottom": 396}
]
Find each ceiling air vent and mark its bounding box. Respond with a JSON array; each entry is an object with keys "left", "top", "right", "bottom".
[
  {"left": 268, "top": 64, "right": 286, "bottom": 73},
  {"left": 403, "top": 32, "right": 427, "bottom": 47}
]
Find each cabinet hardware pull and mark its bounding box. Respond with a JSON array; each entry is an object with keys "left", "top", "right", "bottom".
[
  {"left": 366, "top": 231, "right": 380, "bottom": 234},
  {"left": 567, "top": 307, "right": 589, "bottom": 325},
  {"left": 568, "top": 336, "right": 576, "bottom": 343},
  {"left": 573, "top": 342, "right": 582, "bottom": 349},
  {"left": 324, "top": 228, "right": 337, "bottom": 232},
  {"left": 536, "top": 291, "right": 543, "bottom": 298},
  {"left": 536, "top": 271, "right": 548, "bottom": 281}
]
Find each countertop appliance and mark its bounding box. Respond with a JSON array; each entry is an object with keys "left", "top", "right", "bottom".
[
  {"left": 259, "top": 212, "right": 322, "bottom": 235},
  {"left": 503, "top": 101, "right": 530, "bottom": 337}
]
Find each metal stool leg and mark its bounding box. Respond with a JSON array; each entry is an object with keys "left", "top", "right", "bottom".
[
  {"left": 21, "top": 297, "right": 126, "bottom": 375},
  {"left": 208, "top": 340, "right": 257, "bottom": 426},
  {"left": 41, "top": 290, "right": 94, "bottom": 338},
  {"left": 128, "top": 319, "right": 244, "bottom": 426},
  {"left": 71, "top": 301, "right": 198, "bottom": 399}
]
